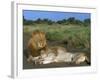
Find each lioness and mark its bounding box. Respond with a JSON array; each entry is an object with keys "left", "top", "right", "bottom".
[
  {"left": 72, "top": 52, "right": 90, "bottom": 64},
  {"left": 35, "top": 46, "right": 90, "bottom": 65},
  {"left": 39, "top": 46, "right": 67, "bottom": 64}
]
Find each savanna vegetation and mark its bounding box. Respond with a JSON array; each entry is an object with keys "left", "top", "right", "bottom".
[{"left": 23, "top": 16, "right": 90, "bottom": 52}]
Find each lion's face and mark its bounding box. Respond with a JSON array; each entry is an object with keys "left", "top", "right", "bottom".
[
  {"left": 32, "top": 30, "right": 47, "bottom": 49},
  {"left": 27, "top": 30, "right": 48, "bottom": 57}
]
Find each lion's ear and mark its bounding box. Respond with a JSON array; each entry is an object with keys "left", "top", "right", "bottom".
[
  {"left": 32, "top": 31, "right": 35, "bottom": 37},
  {"left": 31, "top": 30, "right": 38, "bottom": 37},
  {"left": 32, "top": 30, "right": 45, "bottom": 37}
]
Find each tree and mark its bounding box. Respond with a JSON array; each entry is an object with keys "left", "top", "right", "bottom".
[
  {"left": 34, "top": 18, "right": 42, "bottom": 23},
  {"left": 43, "top": 19, "right": 53, "bottom": 25},
  {"left": 23, "top": 16, "right": 34, "bottom": 25},
  {"left": 74, "top": 20, "right": 83, "bottom": 26},
  {"left": 84, "top": 18, "right": 90, "bottom": 27},
  {"left": 67, "top": 17, "right": 76, "bottom": 24},
  {"left": 57, "top": 19, "right": 67, "bottom": 24}
]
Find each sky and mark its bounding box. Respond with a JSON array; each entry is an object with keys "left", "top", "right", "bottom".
[{"left": 23, "top": 10, "right": 90, "bottom": 21}]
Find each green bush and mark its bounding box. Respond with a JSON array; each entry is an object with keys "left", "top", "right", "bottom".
[{"left": 24, "top": 24, "right": 90, "bottom": 49}]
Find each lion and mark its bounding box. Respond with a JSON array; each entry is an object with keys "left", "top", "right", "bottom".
[{"left": 27, "top": 30, "right": 47, "bottom": 63}]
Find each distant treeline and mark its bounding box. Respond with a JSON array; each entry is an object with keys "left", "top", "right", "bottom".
[{"left": 23, "top": 16, "right": 90, "bottom": 27}]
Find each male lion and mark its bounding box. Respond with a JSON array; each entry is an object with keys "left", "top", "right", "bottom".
[{"left": 27, "top": 30, "right": 47, "bottom": 63}]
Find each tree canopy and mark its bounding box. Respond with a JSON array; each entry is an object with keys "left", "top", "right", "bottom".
[{"left": 23, "top": 16, "right": 90, "bottom": 27}]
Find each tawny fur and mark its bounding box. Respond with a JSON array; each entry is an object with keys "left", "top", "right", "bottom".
[
  {"left": 27, "top": 30, "right": 47, "bottom": 63},
  {"left": 35, "top": 47, "right": 89, "bottom": 65}
]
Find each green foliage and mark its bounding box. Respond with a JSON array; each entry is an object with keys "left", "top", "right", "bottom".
[
  {"left": 23, "top": 16, "right": 90, "bottom": 26},
  {"left": 23, "top": 16, "right": 90, "bottom": 49},
  {"left": 46, "top": 31, "right": 64, "bottom": 40},
  {"left": 23, "top": 16, "right": 34, "bottom": 25},
  {"left": 83, "top": 18, "right": 90, "bottom": 27},
  {"left": 24, "top": 27, "right": 30, "bottom": 33},
  {"left": 24, "top": 24, "right": 90, "bottom": 49}
]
